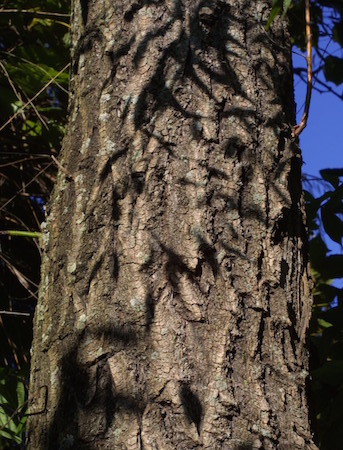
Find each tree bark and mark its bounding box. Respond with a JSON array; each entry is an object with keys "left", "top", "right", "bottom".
[{"left": 28, "top": 0, "right": 317, "bottom": 449}]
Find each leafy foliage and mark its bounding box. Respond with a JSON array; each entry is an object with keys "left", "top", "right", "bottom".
[
  {"left": 266, "top": 0, "right": 293, "bottom": 30},
  {"left": 304, "top": 172, "right": 343, "bottom": 450},
  {"left": 0, "top": 0, "right": 70, "bottom": 445},
  {"left": 0, "top": 368, "right": 27, "bottom": 448},
  {"left": 0, "top": 0, "right": 70, "bottom": 365}
]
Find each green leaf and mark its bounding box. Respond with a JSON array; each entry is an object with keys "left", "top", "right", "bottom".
[
  {"left": 16, "top": 414, "right": 27, "bottom": 435},
  {"left": 266, "top": 0, "right": 293, "bottom": 29},
  {"left": 281, "top": 0, "right": 292, "bottom": 19},
  {"left": 5, "top": 61, "right": 69, "bottom": 97},
  {"left": 318, "top": 318, "right": 333, "bottom": 329},
  {"left": 63, "top": 32, "right": 71, "bottom": 47},
  {"left": 266, "top": 0, "right": 282, "bottom": 30},
  {"left": 324, "top": 56, "right": 343, "bottom": 86},
  {"left": 0, "top": 369, "right": 26, "bottom": 446},
  {"left": 321, "top": 203, "right": 343, "bottom": 244},
  {"left": 0, "top": 406, "right": 22, "bottom": 444},
  {"left": 16, "top": 382, "right": 25, "bottom": 407},
  {"left": 22, "top": 120, "right": 43, "bottom": 137}
]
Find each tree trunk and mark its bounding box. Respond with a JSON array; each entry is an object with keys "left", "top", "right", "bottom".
[{"left": 27, "top": 1, "right": 317, "bottom": 448}]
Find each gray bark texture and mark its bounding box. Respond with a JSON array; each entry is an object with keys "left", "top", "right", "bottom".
[{"left": 27, "top": 0, "right": 318, "bottom": 449}]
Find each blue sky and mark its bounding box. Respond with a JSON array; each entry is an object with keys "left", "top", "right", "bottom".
[
  {"left": 295, "top": 77, "right": 343, "bottom": 177},
  {"left": 293, "top": 52, "right": 343, "bottom": 177}
]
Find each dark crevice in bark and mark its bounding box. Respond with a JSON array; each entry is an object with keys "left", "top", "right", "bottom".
[
  {"left": 198, "top": 236, "right": 218, "bottom": 277},
  {"left": 287, "top": 301, "right": 300, "bottom": 355},
  {"left": 238, "top": 166, "right": 246, "bottom": 240},
  {"left": 280, "top": 258, "right": 289, "bottom": 289},
  {"left": 79, "top": 0, "right": 89, "bottom": 25},
  {"left": 265, "top": 178, "right": 270, "bottom": 229},
  {"left": 256, "top": 247, "right": 264, "bottom": 284},
  {"left": 255, "top": 309, "right": 269, "bottom": 359},
  {"left": 145, "top": 292, "right": 155, "bottom": 329}
]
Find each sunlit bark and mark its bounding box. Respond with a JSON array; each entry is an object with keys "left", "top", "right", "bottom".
[{"left": 28, "top": 1, "right": 317, "bottom": 448}]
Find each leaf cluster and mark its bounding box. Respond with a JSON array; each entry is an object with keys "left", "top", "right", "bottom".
[
  {"left": 304, "top": 171, "right": 343, "bottom": 450},
  {"left": 0, "top": 368, "right": 26, "bottom": 448}
]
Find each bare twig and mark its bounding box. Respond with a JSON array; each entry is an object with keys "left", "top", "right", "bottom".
[
  {"left": 293, "top": 0, "right": 312, "bottom": 138},
  {"left": 1, "top": 50, "right": 69, "bottom": 94},
  {"left": 0, "top": 151, "right": 53, "bottom": 157},
  {"left": 0, "top": 9, "right": 70, "bottom": 17},
  {"left": 0, "top": 311, "right": 30, "bottom": 317},
  {"left": 0, "top": 156, "right": 47, "bottom": 168},
  {"left": 0, "top": 63, "right": 70, "bottom": 132},
  {"left": 0, "top": 61, "right": 48, "bottom": 129},
  {"left": 295, "top": 68, "right": 343, "bottom": 100},
  {"left": 0, "top": 253, "right": 39, "bottom": 290},
  {"left": 0, "top": 161, "right": 53, "bottom": 212},
  {"left": 51, "top": 155, "right": 73, "bottom": 180}
]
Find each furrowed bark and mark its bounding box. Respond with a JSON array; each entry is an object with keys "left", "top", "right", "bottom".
[{"left": 28, "top": 1, "right": 317, "bottom": 449}]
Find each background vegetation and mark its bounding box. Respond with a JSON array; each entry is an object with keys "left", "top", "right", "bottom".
[
  {"left": 0, "top": 0, "right": 342, "bottom": 448},
  {"left": 0, "top": 0, "right": 69, "bottom": 446}
]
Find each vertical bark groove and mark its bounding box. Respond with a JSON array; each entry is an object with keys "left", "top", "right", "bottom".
[{"left": 28, "top": 1, "right": 317, "bottom": 449}]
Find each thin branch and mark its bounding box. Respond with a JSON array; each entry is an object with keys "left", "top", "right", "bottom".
[
  {"left": 0, "top": 161, "right": 53, "bottom": 212},
  {"left": 0, "top": 9, "right": 70, "bottom": 17},
  {"left": 0, "top": 230, "right": 42, "bottom": 238},
  {"left": 0, "top": 311, "right": 30, "bottom": 317},
  {"left": 0, "top": 253, "right": 39, "bottom": 290},
  {"left": 0, "top": 61, "right": 48, "bottom": 129},
  {"left": 0, "top": 156, "right": 47, "bottom": 168},
  {"left": 295, "top": 69, "right": 343, "bottom": 100},
  {"left": 0, "top": 63, "right": 70, "bottom": 133},
  {"left": 0, "top": 151, "right": 53, "bottom": 157},
  {"left": 3, "top": 210, "right": 42, "bottom": 253},
  {"left": 293, "top": 0, "right": 312, "bottom": 138},
  {"left": 0, "top": 61, "right": 22, "bottom": 104},
  {"left": 1, "top": 50, "right": 69, "bottom": 94},
  {"left": 0, "top": 385, "right": 47, "bottom": 435},
  {"left": 292, "top": 50, "right": 307, "bottom": 60},
  {"left": 51, "top": 155, "right": 74, "bottom": 180},
  {"left": 0, "top": 400, "right": 26, "bottom": 435},
  {"left": 311, "top": 78, "right": 343, "bottom": 99}
]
